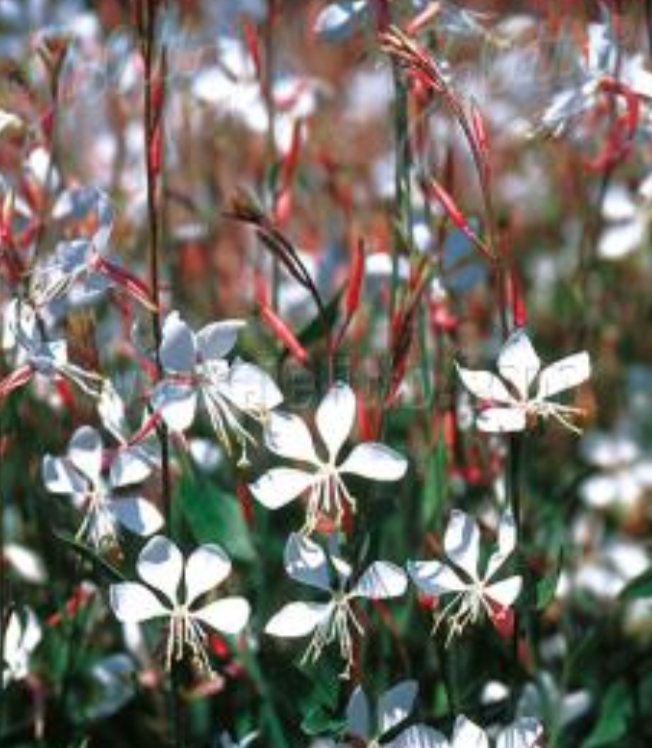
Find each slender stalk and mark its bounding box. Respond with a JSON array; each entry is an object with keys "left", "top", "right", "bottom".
[
  {"left": 139, "top": 0, "right": 172, "bottom": 523},
  {"left": 137, "top": 2, "right": 179, "bottom": 746}
]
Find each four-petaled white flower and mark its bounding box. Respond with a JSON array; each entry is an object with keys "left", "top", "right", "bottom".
[
  {"left": 109, "top": 535, "right": 250, "bottom": 674},
  {"left": 265, "top": 533, "right": 407, "bottom": 678},
  {"left": 334, "top": 680, "right": 437, "bottom": 748},
  {"left": 249, "top": 382, "right": 408, "bottom": 533},
  {"left": 456, "top": 329, "right": 591, "bottom": 433},
  {"left": 409, "top": 510, "right": 522, "bottom": 645},
  {"left": 42, "top": 426, "right": 163, "bottom": 549},
  {"left": 2, "top": 607, "right": 42, "bottom": 687},
  {"left": 152, "top": 312, "right": 283, "bottom": 464}
]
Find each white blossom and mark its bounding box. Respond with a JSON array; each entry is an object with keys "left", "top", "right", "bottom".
[
  {"left": 265, "top": 533, "right": 407, "bottom": 677},
  {"left": 109, "top": 535, "right": 250, "bottom": 674},
  {"left": 408, "top": 510, "right": 522, "bottom": 644},
  {"left": 456, "top": 329, "right": 590, "bottom": 433},
  {"left": 249, "top": 382, "right": 408, "bottom": 533},
  {"left": 42, "top": 425, "right": 163, "bottom": 548},
  {"left": 152, "top": 312, "right": 282, "bottom": 464}
]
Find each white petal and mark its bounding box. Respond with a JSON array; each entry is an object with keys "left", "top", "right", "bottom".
[
  {"left": 497, "top": 329, "right": 541, "bottom": 399},
  {"left": 153, "top": 381, "right": 197, "bottom": 432},
  {"left": 388, "top": 725, "right": 448, "bottom": 748},
  {"left": 284, "top": 533, "right": 332, "bottom": 591},
  {"left": 407, "top": 560, "right": 467, "bottom": 596},
  {"left": 484, "top": 576, "right": 522, "bottom": 609},
  {"left": 378, "top": 680, "right": 418, "bottom": 733},
  {"left": 346, "top": 687, "right": 370, "bottom": 740},
  {"left": 316, "top": 381, "right": 356, "bottom": 461},
  {"left": 351, "top": 561, "right": 407, "bottom": 599},
  {"left": 42, "top": 456, "right": 86, "bottom": 494},
  {"left": 496, "top": 718, "right": 543, "bottom": 748},
  {"left": 160, "top": 312, "right": 196, "bottom": 374},
  {"left": 536, "top": 352, "right": 590, "bottom": 399},
  {"left": 598, "top": 220, "right": 644, "bottom": 260},
  {"left": 223, "top": 361, "right": 283, "bottom": 412},
  {"left": 477, "top": 407, "right": 527, "bottom": 433},
  {"left": 444, "top": 511, "right": 481, "bottom": 580},
  {"left": 339, "top": 442, "right": 408, "bottom": 481},
  {"left": 69, "top": 426, "right": 103, "bottom": 483},
  {"left": 264, "top": 411, "right": 319, "bottom": 463},
  {"left": 196, "top": 319, "right": 245, "bottom": 361},
  {"left": 313, "top": 0, "right": 368, "bottom": 40},
  {"left": 485, "top": 511, "right": 517, "bottom": 580},
  {"left": 264, "top": 601, "right": 332, "bottom": 638},
  {"left": 109, "top": 582, "right": 169, "bottom": 623},
  {"left": 193, "top": 597, "right": 250, "bottom": 635},
  {"left": 184, "top": 544, "right": 232, "bottom": 605},
  {"left": 109, "top": 449, "right": 151, "bottom": 488},
  {"left": 451, "top": 716, "right": 489, "bottom": 748},
  {"left": 249, "top": 467, "right": 316, "bottom": 509},
  {"left": 456, "top": 365, "right": 514, "bottom": 405},
  {"left": 112, "top": 497, "right": 164, "bottom": 536},
  {"left": 136, "top": 535, "right": 183, "bottom": 605}
]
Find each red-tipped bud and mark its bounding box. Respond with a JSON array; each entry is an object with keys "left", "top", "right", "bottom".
[
  {"left": 508, "top": 268, "right": 527, "bottom": 329},
  {"left": 149, "top": 122, "right": 163, "bottom": 176},
  {"left": 91, "top": 254, "right": 158, "bottom": 311},
  {"left": 273, "top": 187, "right": 293, "bottom": 226},
  {"left": 259, "top": 303, "right": 309, "bottom": 366},
  {"left": 241, "top": 20, "right": 262, "bottom": 81},
  {"left": 426, "top": 178, "right": 491, "bottom": 258},
  {"left": 0, "top": 364, "right": 34, "bottom": 401},
  {"left": 406, "top": 1, "right": 441, "bottom": 36},
  {"left": 345, "top": 239, "right": 365, "bottom": 317}
]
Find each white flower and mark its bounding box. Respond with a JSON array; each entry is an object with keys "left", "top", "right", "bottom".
[
  {"left": 86, "top": 653, "right": 137, "bottom": 720},
  {"left": 42, "top": 425, "right": 163, "bottom": 549},
  {"left": 336, "top": 681, "right": 439, "bottom": 748},
  {"left": 456, "top": 329, "right": 590, "bottom": 433},
  {"left": 1, "top": 300, "right": 103, "bottom": 400},
  {"left": 408, "top": 510, "right": 522, "bottom": 645},
  {"left": 249, "top": 382, "right": 408, "bottom": 533},
  {"left": 580, "top": 430, "right": 652, "bottom": 512},
  {"left": 152, "top": 312, "right": 282, "bottom": 464},
  {"left": 265, "top": 533, "right": 407, "bottom": 677},
  {"left": 109, "top": 535, "right": 250, "bottom": 674},
  {"left": 412, "top": 715, "right": 543, "bottom": 748},
  {"left": 2, "top": 607, "right": 42, "bottom": 686}
]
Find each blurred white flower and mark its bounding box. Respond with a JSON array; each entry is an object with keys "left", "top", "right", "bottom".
[
  {"left": 110, "top": 535, "right": 250, "bottom": 674},
  {"left": 580, "top": 430, "right": 652, "bottom": 512},
  {"left": 265, "top": 533, "right": 406, "bottom": 677},
  {"left": 456, "top": 329, "right": 590, "bottom": 433},
  {"left": 2, "top": 607, "right": 42, "bottom": 687},
  {"left": 249, "top": 382, "right": 407, "bottom": 533}
]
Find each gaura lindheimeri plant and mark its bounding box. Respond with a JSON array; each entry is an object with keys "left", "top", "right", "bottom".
[
  {"left": 152, "top": 311, "right": 283, "bottom": 464},
  {"left": 408, "top": 510, "right": 521, "bottom": 645},
  {"left": 456, "top": 328, "right": 591, "bottom": 433},
  {"left": 329, "top": 680, "right": 438, "bottom": 748},
  {"left": 2, "top": 607, "right": 42, "bottom": 687},
  {"left": 265, "top": 533, "right": 407, "bottom": 677},
  {"left": 109, "top": 535, "right": 250, "bottom": 674},
  {"left": 42, "top": 425, "right": 163, "bottom": 549},
  {"left": 249, "top": 381, "right": 408, "bottom": 533}
]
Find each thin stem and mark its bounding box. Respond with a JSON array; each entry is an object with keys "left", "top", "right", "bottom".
[
  {"left": 507, "top": 433, "right": 523, "bottom": 714},
  {"left": 141, "top": 0, "right": 172, "bottom": 524}
]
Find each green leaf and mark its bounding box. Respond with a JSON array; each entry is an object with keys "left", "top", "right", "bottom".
[
  {"left": 301, "top": 705, "right": 347, "bottom": 737},
  {"left": 53, "top": 532, "right": 126, "bottom": 582},
  {"left": 536, "top": 547, "right": 564, "bottom": 610},
  {"left": 176, "top": 473, "right": 255, "bottom": 562},
  {"left": 619, "top": 565, "right": 652, "bottom": 601},
  {"left": 582, "top": 681, "right": 632, "bottom": 748},
  {"left": 422, "top": 436, "right": 447, "bottom": 528}
]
